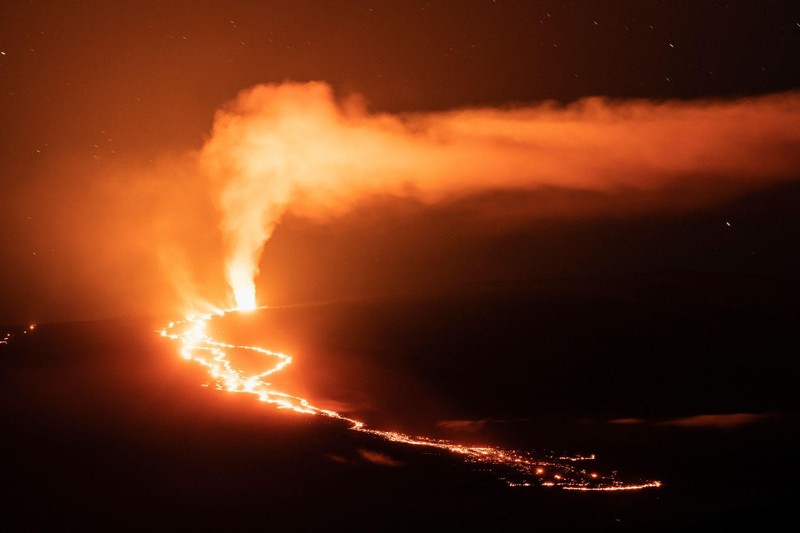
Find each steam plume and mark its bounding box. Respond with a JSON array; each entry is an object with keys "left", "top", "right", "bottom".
[{"left": 199, "top": 82, "right": 800, "bottom": 308}]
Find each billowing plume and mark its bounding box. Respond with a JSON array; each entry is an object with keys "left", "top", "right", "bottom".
[{"left": 200, "top": 82, "right": 800, "bottom": 309}]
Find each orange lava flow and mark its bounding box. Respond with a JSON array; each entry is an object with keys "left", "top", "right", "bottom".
[{"left": 161, "top": 309, "right": 661, "bottom": 491}]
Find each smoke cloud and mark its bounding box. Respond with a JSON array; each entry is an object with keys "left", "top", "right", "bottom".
[{"left": 199, "top": 82, "right": 800, "bottom": 308}]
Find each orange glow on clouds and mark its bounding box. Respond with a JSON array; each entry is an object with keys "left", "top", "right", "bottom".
[
  {"left": 660, "top": 413, "right": 773, "bottom": 429},
  {"left": 200, "top": 82, "right": 800, "bottom": 307},
  {"left": 7, "top": 81, "right": 798, "bottom": 322}
]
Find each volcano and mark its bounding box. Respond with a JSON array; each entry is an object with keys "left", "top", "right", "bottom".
[{"left": 2, "top": 276, "right": 798, "bottom": 529}]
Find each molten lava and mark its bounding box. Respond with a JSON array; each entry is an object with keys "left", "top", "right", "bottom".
[
  {"left": 230, "top": 273, "right": 257, "bottom": 311},
  {"left": 161, "top": 308, "right": 661, "bottom": 491}
]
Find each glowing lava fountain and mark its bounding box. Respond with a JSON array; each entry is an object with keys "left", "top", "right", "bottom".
[{"left": 161, "top": 308, "right": 661, "bottom": 491}]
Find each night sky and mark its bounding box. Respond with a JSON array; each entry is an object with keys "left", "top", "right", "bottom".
[{"left": 2, "top": 1, "right": 799, "bottom": 323}]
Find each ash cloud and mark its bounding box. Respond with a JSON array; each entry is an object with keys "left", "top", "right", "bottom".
[
  {"left": 5, "top": 82, "right": 799, "bottom": 322},
  {"left": 200, "top": 82, "right": 800, "bottom": 307}
]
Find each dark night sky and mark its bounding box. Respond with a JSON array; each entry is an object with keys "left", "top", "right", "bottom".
[{"left": 1, "top": 1, "right": 800, "bottom": 322}]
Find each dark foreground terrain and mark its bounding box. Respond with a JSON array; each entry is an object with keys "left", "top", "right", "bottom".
[{"left": 1, "top": 275, "right": 798, "bottom": 530}]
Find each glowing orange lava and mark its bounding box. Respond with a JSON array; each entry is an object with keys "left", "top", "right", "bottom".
[
  {"left": 162, "top": 309, "right": 661, "bottom": 491},
  {"left": 229, "top": 267, "right": 258, "bottom": 311}
]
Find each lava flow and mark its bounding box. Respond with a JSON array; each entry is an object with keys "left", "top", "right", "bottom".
[{"left": 161, "top": 308, "right": 661, "bottom": 491}]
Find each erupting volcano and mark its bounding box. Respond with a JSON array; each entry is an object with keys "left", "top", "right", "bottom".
[
  {"left": 155, "top": 81, "right": 800, "bottom": 493},
  {"left": 4, "top": 2, "right": 800, "bottom": 528}
]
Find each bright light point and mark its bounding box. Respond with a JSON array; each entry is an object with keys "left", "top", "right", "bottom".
[
  {"left": 229, "top": 265, "right": 257, "bottom": 310},
  {"left": 237, "top": 302, "right": 257, "bottom": 312},
  {"left": 235, "top": 292, "right": 257, "bottom": 311}
]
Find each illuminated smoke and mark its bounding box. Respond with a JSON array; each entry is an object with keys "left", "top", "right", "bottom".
[{"left": 200, "top": 82, "right": 800, "bottom": 308}]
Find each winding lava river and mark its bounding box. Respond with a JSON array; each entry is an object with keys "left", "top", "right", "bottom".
[{"left": 162, "top": 307, "right": 661, "bottom": 491}]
